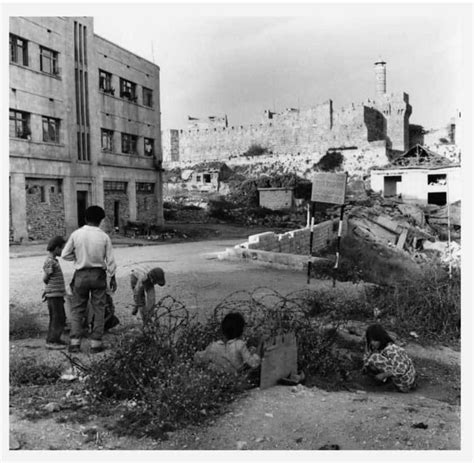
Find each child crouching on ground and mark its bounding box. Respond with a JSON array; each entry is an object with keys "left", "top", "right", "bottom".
[
  {"left": 194, "top": 312, "right": 261, "bottom": 376},
  {"left": 130, "top": 265, "right": 166, "bottom": 325},
  {"left": 42, "top": 236, "right": 67, "bottom": 350},
  {"left": 362, "top": 323, "right": 416, "bottom": 392}
]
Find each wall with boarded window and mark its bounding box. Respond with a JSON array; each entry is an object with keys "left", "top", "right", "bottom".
[
  {"left": 104, "top": 190, "right": 129, "bottom": 231},
  {"left": 25, "top": 178, "right": 65, "bottom": 240}
]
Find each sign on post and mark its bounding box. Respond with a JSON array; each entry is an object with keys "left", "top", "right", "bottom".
[{"left": 311, "top": 172, "right": 347, "bottom": 205}]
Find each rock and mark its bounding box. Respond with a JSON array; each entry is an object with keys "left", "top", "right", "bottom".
[
  {"left": 264, "top": 413, "right": 273, "bottom": 418},
  {"left": 10, "top": 434, "right": 21, "bottom": 450},
  {"left": 255, "top": 437, "right": 265, "bottom": 443},
  {"left": 44, "top": 402, "right": 61, "bottom": 413},
  {"left": 236, "top": 440, "right": 247, "bottom": 450}
]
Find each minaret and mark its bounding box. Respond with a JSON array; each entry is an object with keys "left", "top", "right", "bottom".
[{"left": 374, "top": 60, "right": 387, "bottom": 98}]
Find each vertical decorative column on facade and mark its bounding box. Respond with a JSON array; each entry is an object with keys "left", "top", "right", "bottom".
[
  {"left": 10, "top": 173, "right": 28, "bottom": 242},
  {"left": 374, "top": 60, "right": 387, "bottom": 99},
  {"left": 128, "top": 179, "right": 137, "bottom": 222}
]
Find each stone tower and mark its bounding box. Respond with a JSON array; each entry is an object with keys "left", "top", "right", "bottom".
[
  {"left": 374, "top": 60, "right": 387, "bottom": 98},
  {"left": 374, "top": 60, "right": 411, "bottom": 153}
]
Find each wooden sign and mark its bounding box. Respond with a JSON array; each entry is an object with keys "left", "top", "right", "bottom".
[
  {"left": 260, "top": 332, "right": 297, "bottom": 389},
  {"left": 311, "top": 172, "right": 347, "bottom": 205}
]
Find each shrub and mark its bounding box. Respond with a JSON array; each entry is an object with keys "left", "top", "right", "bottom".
[
  {"left": 208, "top": 197, "right": 237, "bottom": 220},
  {"left": 10, "top": 302, "right": 43, "bottom": 339},
  {"left": 314, "top": 151, "right": 344, "bottom": 171},
  {"left": 10, "top": 357, "right": 62, "bottom": 386},
  {"left": 242, "top": 144, "right": 268, "bottom": 157},
  {"left": 367, "top": 267, "right": 460, "bottom": 341},
  {"left": 85, "top": 290, "right": 348, "bottom": 439}
]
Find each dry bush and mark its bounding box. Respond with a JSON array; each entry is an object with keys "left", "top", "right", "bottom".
[{"left": 84, "top": 289, "right": 349, "bottom": 439}]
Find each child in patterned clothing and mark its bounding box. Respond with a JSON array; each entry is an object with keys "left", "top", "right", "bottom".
[
  {"left": 362, "top": 324, "right": 416, "bottom": 392},
  {"left": 42, "top": 236, "right": 67, "bottom": 350},
  {"left": 194, "top": 312, "right": 261, "bottom": 375}
]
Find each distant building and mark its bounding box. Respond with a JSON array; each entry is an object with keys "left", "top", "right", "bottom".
[
  {"left": 370, "top": 145, "right": 461, "bottom": 205},
  {"left": 9, "top": 16, "right": 163, "bottom": 242}
]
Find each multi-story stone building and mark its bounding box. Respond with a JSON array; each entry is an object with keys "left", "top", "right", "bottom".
[{"left": 9, "top": 16, "right": 163, "bottom": 242}]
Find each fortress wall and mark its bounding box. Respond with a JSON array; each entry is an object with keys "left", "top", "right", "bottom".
[{"left": 163, "top": 102, "right": 384, "bottom": 167}]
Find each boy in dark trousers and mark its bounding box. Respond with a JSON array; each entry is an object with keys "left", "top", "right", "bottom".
[{"left": 42, "top": 236, "right": 67, "bottom": 349}]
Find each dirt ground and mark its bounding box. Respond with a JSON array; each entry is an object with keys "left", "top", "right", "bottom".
[{"left": 8, "top": 224, "right": 462, "bottom": 452}]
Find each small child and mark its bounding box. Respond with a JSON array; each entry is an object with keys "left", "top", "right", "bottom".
[
  {"left": 362, "top": 323, "right": 416, "bottom": 392},
  {"left": 130, "top": 265, "right": 166, "bottom": 324},
  {"left": 194, "top": 312, "right": 261, "bottom": 375},
  {"left": 42, "top": 236, "right": 67, "bottom": 350}
]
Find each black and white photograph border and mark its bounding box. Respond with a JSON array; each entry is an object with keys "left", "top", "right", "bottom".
[{"left": 1, "top": 1, "right": 473, "bottom": 462}]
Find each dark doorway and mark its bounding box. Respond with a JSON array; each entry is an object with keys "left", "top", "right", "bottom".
[
  {"left": 427, "top": 192, "right": 447, "bottom": 206},
  {"left": 383, "top": 176, "right": 402, "bottom": 197},
  {"left": 77, "top": 191, "right": 88, "bottom": 227},
  {"left": 114, "top": 201, "right": 120, "bottom": 228}
]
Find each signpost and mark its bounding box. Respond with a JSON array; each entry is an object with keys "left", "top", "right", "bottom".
[{"left": 308, "top": 172, "right": 348, "bottom": 285}]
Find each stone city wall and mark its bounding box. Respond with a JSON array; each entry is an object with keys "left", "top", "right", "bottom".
[{"left": 163, "top": 101, "right": 389, "bottom": 171}]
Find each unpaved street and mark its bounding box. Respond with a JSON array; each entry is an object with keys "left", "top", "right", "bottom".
[{"left": 10, "top": 239, "right": 349, "bottom": 326}]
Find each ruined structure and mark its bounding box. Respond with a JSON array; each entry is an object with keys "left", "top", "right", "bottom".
[
  {"left": 370, "top": 145, "right": 461, "bottom": 205},
  {"left": 163, "top": 61, "right": 413, "bottom": 175},
  {"left": 9, "top": 17, "right": 163, "bottom": 242}
]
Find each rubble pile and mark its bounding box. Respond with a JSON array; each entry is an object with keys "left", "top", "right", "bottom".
[{"left": 344, "top": 194, "right": 461, "bottom": 267}]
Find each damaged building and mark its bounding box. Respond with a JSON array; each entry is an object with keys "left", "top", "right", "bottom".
[
  {"left": 370, "top": 145, "right": 461, "bottom": 206},
  {"left": 9, "top": 16, "right": 163, "bottom": 242}
]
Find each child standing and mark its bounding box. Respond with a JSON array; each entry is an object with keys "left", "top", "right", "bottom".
[
  {"left": 194, "top": 312, "right": 261, "bottom": 374},
  {"left": 362, "top": 323, "right": 416, "bottom": 392},
  {"left": 42, "top": 236, "right": 67, "bottom": 350}
]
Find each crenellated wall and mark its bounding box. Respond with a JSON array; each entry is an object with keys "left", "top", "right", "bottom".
[{"left": 161, "top": 93, "right": 415, "bottom": 176}]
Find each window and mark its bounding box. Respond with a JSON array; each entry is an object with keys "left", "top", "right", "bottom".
[
  {"left": 427, "top": 174, "right": 447, "bottom": 186},
  {"left": 136, "top": 182, "right": 155, "bottom": 193},
  {"left": 10, "top": 34, "right": 28, "bottom": 66},
  {"left": 40, "top": 46, "right": 59, "bottom": 75},
  {"left": 42, "top": 116, "right": 60, "bottom": 143},
  {"left": 142, "top": 87, "right": 153, "bottom": 107},
  {"left": 196, "top": 175, "right": 201, "bottom": 182},
  {"left": 101, "top": 129, "right": 114, "bottom": 151},
  {"left": 121, "top": 133, "right": 137, "bottom": 154},
  {"left": 203, "top": 174, "right": 212, "bottom": 183},
  {"left": 9, "top": 110, "right": 30, "bottom": 139},
  {"left": 99, "top": 70, "right": 114, "bottom": 95},
  {"left": 104, "top": 181, "right": 127, "bottom": 192},
  {"left": 119, "top": 78, "right": 137, "bottom": 102},
  {"left": 144, "top": 138, "right": 154, "bottom": 156}
]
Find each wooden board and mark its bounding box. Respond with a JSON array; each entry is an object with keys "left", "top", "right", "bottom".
[
  {"left": 311, "top": 172, "right": 347, "bottom": 205},
  {"left": 260, "top": 332, "right": 297, "bottom": 389}
]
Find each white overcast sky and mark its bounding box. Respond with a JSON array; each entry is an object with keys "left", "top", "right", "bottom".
[{"left": 4, "top": 3, "right": 472, "bottom": 131}]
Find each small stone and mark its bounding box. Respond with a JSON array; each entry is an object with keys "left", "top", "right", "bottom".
[
  {"left": 44, "top": 402, "right": 61, "bottom": 413},
  {"left": 295, "top": 437, "right": 303, "bottom": 443},
  {"left": 236, "top": 440, "right": 247, "bottom": 450},
  {"left": 265, "top": 413, "right": 273, "bottom": 418},
  {"left": 255, "top": 437, "right": 264, "bottom": 443}
]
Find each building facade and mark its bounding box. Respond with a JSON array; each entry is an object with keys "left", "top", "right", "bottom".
[
  {"left": 370, "top": 146, "right": 461, "bottom": 205},
  {"left": 9, "top": 16, "right": 163, "bottom": 242}
]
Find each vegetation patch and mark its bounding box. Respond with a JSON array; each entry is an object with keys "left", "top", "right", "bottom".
[
  {"left": 80, "top": 289, "right": 350, "bottom": 439},
  {"left": 10, "top": 301, "right": 43, "bottom": 340},
  {"left": 10, "top": 357, "right": 62, "bottom": 386}
]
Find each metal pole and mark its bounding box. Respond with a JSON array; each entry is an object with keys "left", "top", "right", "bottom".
[
  {"left": 333, "top": 204, "right": 346, "bottom": 288},
  {"left": 307, "top": 202, "right": 316, "bottom": 284},
  {"left": 447, "top": 178, "right": 452, "bottom": 279}
]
